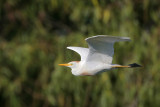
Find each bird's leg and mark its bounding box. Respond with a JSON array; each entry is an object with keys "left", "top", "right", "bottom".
[
  {"left": 111, "top": 63, "right": 141, "bottom": 68},
  {"left": 111, "top": 65, "right": 130, "bottom": 68}
]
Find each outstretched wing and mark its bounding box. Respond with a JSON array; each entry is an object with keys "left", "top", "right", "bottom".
[
  {"left": 85, "top": 35, "right": 130, "bottom": 64},
  {"left": 67, "top": 46, "right": 89, "bottom": 61}
]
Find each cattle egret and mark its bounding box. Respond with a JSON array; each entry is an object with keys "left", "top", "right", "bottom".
[{"left": 59, "top": 35, "right": 141, "bottom": 76}]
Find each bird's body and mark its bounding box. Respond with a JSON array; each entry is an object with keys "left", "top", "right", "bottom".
[
  {"left": 59, "top": 35, "right": 141, "bottom": 76},
  {"left": 71, "top": 61, "right": 112, "bottom": 76}
]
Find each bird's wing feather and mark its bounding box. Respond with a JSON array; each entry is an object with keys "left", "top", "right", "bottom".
[
  {"left": 85, "top": 35, "right": 130, "bottom": 64},
  {"left": 67, "top": 46, "right": 89, "bottom": 61}
]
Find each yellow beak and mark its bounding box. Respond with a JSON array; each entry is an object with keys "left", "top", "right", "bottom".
[{"left": 58, "top": 63, "right": 72, "bottom": 66}]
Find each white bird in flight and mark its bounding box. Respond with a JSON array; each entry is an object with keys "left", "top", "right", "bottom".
[{"left": 59, "top": 35, "right": 141, "bottom": 76}]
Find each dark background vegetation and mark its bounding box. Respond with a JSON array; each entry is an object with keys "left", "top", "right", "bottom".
[{"left": 0, "top": 0, "right": 160, "bottom": 107}]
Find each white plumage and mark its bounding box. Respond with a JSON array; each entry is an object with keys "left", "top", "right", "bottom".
[{"left": 59, "top": 35, "right": 141, "bottom": 76}]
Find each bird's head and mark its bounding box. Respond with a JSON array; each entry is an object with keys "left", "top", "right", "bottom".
[{"left": 59, "top": 61, "right": 80, "bottom": 69}]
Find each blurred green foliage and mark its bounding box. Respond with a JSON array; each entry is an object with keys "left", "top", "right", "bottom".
[{"left": 0, "top": 0, "right": 160, "bottom": 107}]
